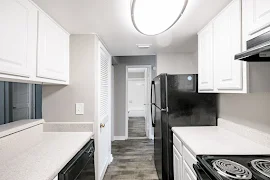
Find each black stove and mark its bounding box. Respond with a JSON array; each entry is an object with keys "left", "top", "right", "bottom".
[{"left": 194, "top": 155, "right": 270, "bottom": 180}]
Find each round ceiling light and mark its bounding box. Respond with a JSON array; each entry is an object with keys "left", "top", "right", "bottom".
[{"left": 131, "top": 0, "right": 188, "bottom": 36}]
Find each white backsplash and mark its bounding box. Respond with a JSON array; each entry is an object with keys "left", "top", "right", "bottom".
[
  {"left": 219, "top": 118, "right": 270, "bottom": 149},
  {"left": 43, "top": 122, "right": 94, "bottom": 132}
]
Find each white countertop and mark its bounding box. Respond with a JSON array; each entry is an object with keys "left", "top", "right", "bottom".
[
  {"left": 0, "top": 132, "right": 93, "bottom": 180},
  {"left": 172, "top": 126, "right": 270, "bottom": 155}
]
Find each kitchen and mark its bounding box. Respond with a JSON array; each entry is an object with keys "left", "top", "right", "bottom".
[{"left": 1, "top": 0, "right": 270, "bottom": 180}]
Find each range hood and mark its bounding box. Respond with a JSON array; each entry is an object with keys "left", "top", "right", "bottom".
[{"left": 235, "top": 30, "right": 270, "bottom": 62}]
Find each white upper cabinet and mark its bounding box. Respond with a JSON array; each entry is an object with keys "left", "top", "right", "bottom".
[
  {"left": 244, "top": 0, "right": 270, "bottom": 36},
  {"left": 0, "top": 0, "right": 69, "bottom": 84},
  {"left": 213, "top": 0, "right": 243, "bottom": 90},
  {"left": 198, "top": 0, "right": 247, "bottom": 93},
  {"left": 37, "top": 11, "right": 69, "bottom": 82},
  {"left": 0, "top": 0, "right": 37, "bottom": 78},
  {"left": 198, "top": 24, "right": 214, "bottom": 91}
]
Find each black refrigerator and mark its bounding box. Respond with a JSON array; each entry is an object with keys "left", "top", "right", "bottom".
[{"left": 151, "top": 74, "right": 217, "bottom": 180}]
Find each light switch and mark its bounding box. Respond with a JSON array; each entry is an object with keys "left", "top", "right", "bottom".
[{"left": 75, "top": 103, "right": 84, "bottom": 115}]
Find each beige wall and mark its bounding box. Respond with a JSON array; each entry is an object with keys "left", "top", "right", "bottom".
[
  {"left": 42, "top": 34, "right": 98, "bottom": 122},
  {"left": 218, "top": 93, "right": 270, "bottom": 134},
  {"left": 157, "top": 52, "right": 198, "bottom": 75},
  {"left": 218, "top": 62, "right": 270, "bottom": 134}
]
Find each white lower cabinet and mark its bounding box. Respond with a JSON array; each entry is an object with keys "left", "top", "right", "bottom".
[
  {"left": 173, "top": 134, "right": 197, "bottom": 180},
  {"left": 183, "top": 161, "right": 197, "bottom": 180},
  {"left": 173, "top": 146, "right": 182, "bottom": 180}
]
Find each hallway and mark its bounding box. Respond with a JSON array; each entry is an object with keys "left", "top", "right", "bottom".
[
  {"left": 103, "top": 139, "right": 158, "bottom": 180},
  {"left": 128, "top": 117, "right": 146, "bottom": 138}
]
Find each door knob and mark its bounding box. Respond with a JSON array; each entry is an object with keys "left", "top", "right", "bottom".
[{"left": 100, "top": 123, "right": 105, "bottom": 128}]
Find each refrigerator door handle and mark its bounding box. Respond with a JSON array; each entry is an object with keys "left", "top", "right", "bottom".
[
  {"left": 151, "top": 81, "right": 156, "bottom": 127},
  {"left": 161, "top": 107, "right": 168, "bottom": 112}
]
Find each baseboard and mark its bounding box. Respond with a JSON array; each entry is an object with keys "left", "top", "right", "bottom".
[
  {"left": 113, "top": 136, "right": 126, "bottom": 140},
  {"left": 109, "top": 154, "right": 113, "bottom": 164},
  {"left": 128, "top": 110, "right": 145, "bottom": 117},
  {"left": 128, "top": 137, "right": 148, "bottom": 140}
]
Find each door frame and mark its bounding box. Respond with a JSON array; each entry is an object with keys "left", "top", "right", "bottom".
[{"left": 125, "top": 65, "right": 153, "bottom": 139}]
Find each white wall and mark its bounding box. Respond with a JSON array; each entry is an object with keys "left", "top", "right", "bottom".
[
  {"left": 157, "top": 52, "right": 198, "bottom": 75},
  {"left": 42, "top": 34, "right": 98, "bottom": 123},
  {"left": 128, "top": 79, "right": 145, "bottom": 117}
]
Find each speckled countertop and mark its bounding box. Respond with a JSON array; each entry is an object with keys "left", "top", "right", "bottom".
[
  {"left": 0, "top": 132, "right": 93, "bottom": 180},
  {"left": 172, "top": 126, "right": 270, "bottom": 155}
]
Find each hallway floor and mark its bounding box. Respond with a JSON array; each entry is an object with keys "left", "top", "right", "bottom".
[
  {"left": 128, "top": 117, "right": 146, "bottom": 138},
  {"left": 104, "top": 139, "right": 158, "bottom": 180}
]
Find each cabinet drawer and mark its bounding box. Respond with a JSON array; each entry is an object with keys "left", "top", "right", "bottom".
[
  {"left": 183, "top": 160, "right": 197, "bottom": 180},
  {"left": 173, "top": 134, "right": 183, "bottom": 155},
  {"left": 183, "top": 146, "right": 197, "bottom": 175}
]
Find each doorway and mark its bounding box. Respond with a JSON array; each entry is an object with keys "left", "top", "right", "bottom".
[{"left": 125, "top": 66, "right": 153, "bottom": 139}]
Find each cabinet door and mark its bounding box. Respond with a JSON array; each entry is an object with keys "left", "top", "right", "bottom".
[
  {"left": 0, "top": 0, "right": 37, "bottom": 77},
  {"left": 37, "top": 11, "right": 69, "bottom": 82},
  {"left": 183, "top": 161, "right": 196, "bottom": 180},
  {"left": 246, "top": 0, "right": 270, "bottom": 35},
  {"left": 213, "top": 0, "right": 243, "bottom": 90},
  {"left": 173, "top": 146, "right": 183, "bottom": 180},
  {"left": 198, "top": 24, "right": 214, "bottom": 91}
]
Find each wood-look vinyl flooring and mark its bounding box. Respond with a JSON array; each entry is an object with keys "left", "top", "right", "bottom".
[
  {"left": 103, "top": 139, "right": 158, "bottom": 180},
  {"left": 128, "top": 117, "right": 146, "bottom": 138}
]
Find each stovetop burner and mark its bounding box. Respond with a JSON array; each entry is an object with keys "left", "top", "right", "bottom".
[
  {"left": 251, "top": 159, "right": 270, "bottom": 178},
  {"left": 196, "top": 155, "right": 270, "bottom": 180},
  {"left": 212, "top": 159, "right": 252, "bottom": 179}
]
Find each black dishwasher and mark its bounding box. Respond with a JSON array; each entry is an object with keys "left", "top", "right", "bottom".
[{"left": 59, "top": 139, "right": 95, "bottom": 180}]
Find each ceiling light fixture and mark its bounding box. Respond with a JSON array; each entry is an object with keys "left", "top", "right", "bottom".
[{"left": 131, "top": 0, "right": 188, "bottom": 36}]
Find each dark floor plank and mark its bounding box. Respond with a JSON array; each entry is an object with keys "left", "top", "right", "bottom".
[
  {"left": 103, "top": 139, "right": 158, "bottom": 180},
  {"left": 128, "top": 117, "right": 146, "bottom": 138}
]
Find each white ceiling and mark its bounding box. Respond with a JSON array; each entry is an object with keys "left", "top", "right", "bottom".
[{"left": 32, "top": 0, "right": 232, "bottom": 56}]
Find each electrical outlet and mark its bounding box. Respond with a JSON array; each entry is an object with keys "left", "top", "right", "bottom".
[{"left": 75, "top": 103, "right": 84, "bottom": 115}]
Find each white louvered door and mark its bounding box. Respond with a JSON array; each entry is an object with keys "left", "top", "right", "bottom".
[{"left": 96, "top": 42, "right": 112, "bottom": 180}]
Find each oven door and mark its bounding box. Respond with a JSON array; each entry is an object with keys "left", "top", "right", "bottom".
[{"left": 193, "top": 164, "right": 213, "bottom": 180}]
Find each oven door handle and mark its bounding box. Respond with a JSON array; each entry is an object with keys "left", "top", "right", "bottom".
[{"left": 193, "top": 164, "right": 205, "bottom": 180}]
